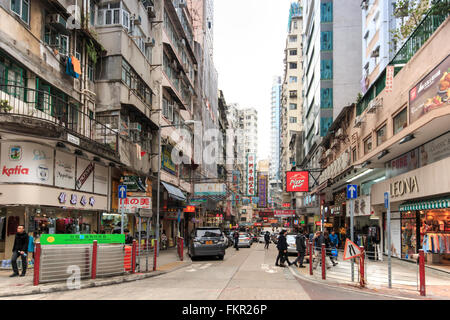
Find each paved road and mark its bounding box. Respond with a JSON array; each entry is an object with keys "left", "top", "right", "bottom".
[{"left": 4, "top": 243, "right": 398, "bottom": 300}]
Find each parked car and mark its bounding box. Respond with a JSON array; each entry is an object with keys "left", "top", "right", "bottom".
[
  {"left": 237, "top": 232, "right": 252, "bottom": 248},
  {"left": 223, "top": 231, "right": 234, "bottom": 247},
  {"left": 251, "top": 233, "right": 259, "bottom": 243},
  {"left": 258, "top": 233, "right": 266, "bottom": 243},
  {"left": 188, "top": 227, "right": 227, "bottom": 260}
]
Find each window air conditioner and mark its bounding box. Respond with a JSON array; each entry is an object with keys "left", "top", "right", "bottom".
[
  {"left": 335, "top": 128, "right": 343, "bottom": 137},
  {"left": 354, "top": 115, "right": 363, "bottom": 128},
  {"left": 46, "top": 14, "right": 62, "bottom": 24},
  {"left": 129, "top": 122, "right": 142, "bottom": 132},
  {"left": 179, "top": 0, "right": 187, "bottom": 8}
]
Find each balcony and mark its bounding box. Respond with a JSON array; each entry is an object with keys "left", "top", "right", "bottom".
[{"left": 0, "top": 84, "right": 118, "bottom": 154}]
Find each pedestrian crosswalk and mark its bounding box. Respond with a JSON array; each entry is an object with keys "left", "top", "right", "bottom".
[{"left": 185, "top": 263, "right": 212, "bottom": 272}]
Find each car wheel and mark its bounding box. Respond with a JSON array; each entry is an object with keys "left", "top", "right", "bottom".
[
  {"left": 218, "top": 255, "right": 224, "bottom": 260},
  {"left": 191, "top": 256, "right": 197, "bottom": 261}
]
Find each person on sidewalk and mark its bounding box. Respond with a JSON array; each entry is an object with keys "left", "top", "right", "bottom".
[
  {"left": 276, "top": 230, "right": 291, "bottom": 267},
  {"left": 10, "top": 225, "right": 28, "bottom": 277},
  {"left": 292, "top": 229, "right": 307, "bottom": 268},
  {"left": 124, "top": 229, "right": 134, "bottom": 245},
  {"left": 324, "top": 231, "right": 338, "bottom": 266},
  {"left": 264, "top": 231, "right": 270, "bottom": 250},
  {"left": 312, "top": 231, "right": 331, "bottom": 270},
  {"left": 330, "top": 230, "right": 339, "bottom": 250},
  {"left": 233, "top": 231, "right": 239, "bottom": 251}
]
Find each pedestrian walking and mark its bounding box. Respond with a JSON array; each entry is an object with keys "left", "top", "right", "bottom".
[
  {"left": 291, "top": 229, "right": 307, "bottom": 268},
  {"left": 275, "top": 230, "right": 291, "bottom": 267},
  {"left": 329, "top": 230, "right": 339, "bottom": 250},
  {"left": 324, "top": 231, "right": 338, "bottom": 266},
  {"left": 233, "top": 231, "right": 239, "bottom": 251},
  {"left": 264, "top": 231, "right": 270, "bottom": 250},
  {"left": 10, "top": 225, "right": 28, "bottom": 277},
  {"left": 28, "top": 232, "right": 36, "bottom": 262},
  {"left": 312, "top": 231, "right": 331, "bottom": 270}
]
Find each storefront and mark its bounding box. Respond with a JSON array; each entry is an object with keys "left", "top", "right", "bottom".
[
  {"left": 0, "top": 140, "right": 109, "bottom": 260},
  {"left": 372, "top": 155, "right": 450, "bottom": 269}
]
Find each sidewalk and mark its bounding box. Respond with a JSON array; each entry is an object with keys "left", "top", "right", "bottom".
[
  {"left": 290, "top": 252, "right": 450, "bottom": 300},
  {"left": 0, "top": 247, "right": 190, "bottom": 298}
]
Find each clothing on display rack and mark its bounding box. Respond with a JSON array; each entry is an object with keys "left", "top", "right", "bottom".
[
  {"left": 0, "top": 217, "right": 6, "bottom": 240},
  {"left": 422, "top": 233, "right": 450, "bottom": 254}
]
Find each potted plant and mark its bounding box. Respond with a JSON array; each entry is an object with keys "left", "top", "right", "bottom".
[{"left": 0, "top": 100, "right": 13, "bottom": 113}]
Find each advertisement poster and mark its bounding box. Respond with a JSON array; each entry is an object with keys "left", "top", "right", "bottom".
[
  {"left": 161, "top": 145, "right": 177, "bottom": 175},
  {"left": 385, "top": 149, "right": 419, "bottom": 178},
  {"left": 94, "top": 164, "right": 108, "bottom": 195},
  {"left": 286, "top": 171, "right": 309, "bottom": 192},
  {"left": 409, "top": 55, "right": 450, "bottom": 124},
  {"left": 258, "top": 173, "right": 268, "bottom": 208},
  {"left": 55, "top": 151, "right": 76, "bottom": 189},
  {"left": 0, "top": 142, "right": 54, "bottom": 185},
  {"left": 419, "top": 131, "right": 450, "bottom": 167},
  {"left": 390, "top": 214, "right": 402, "bottom": 259},
  {"left": 194, "top": 183, "right": 227, "bottom": 196},
  {"left": 247, "top": 153, "right": 256, "bottom": 196},
  {"left": 76, "top": 158, "right": 94, "bottom": 193}
]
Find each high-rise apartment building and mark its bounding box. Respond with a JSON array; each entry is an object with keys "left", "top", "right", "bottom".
[
  {"left": 280, "top": 1, "right": 304, "bottom": 205},
  {"left": 270, "top": 76, "right": 282, "bottom": 184}
]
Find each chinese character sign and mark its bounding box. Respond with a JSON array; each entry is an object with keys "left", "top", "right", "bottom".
[
  {"left": 118, "top": 197, "right": 152, "bottom": 213},
  {"left": 247, "top": 154, "right": 256, "bottom": 196},
  {"left": 258, "top": 173, "right": 268, "bottom": 208},
  {"left": 385, "top": 66, "right": 394, "bottom": 93}
]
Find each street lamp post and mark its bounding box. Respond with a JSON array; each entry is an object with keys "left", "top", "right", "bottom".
[{"left": 155, "top": 120, "right": 197, "bottom": 257}]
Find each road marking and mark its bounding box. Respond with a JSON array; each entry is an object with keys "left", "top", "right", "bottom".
[{"left": 199, "top": 263, "right": 212, "bottom": 270}]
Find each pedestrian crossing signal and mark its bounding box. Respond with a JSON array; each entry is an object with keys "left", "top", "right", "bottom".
[{"left": 343, "top": 238, "right": 362, "bottom": 260}]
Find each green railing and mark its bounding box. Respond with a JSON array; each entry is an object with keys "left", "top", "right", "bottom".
[{"left": 357, "top": 1, "right": 449, "bottom": 115}]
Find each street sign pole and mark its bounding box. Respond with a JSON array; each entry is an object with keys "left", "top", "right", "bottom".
[
  {"left": 121, "top": 200, "right": 124, "bottom": 234},
  {"left": 386, "top": 191, "right": 392, "bottom": 288},
  {"left": 350, "top": 198, "right": 354, "bottom": 282},
  {"left": 118, "top": 185, "right": 127, "bottom": 235}
]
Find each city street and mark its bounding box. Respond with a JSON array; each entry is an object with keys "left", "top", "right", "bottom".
[{"left": 4, "top": 243, "right": 395, "bottom": 300}]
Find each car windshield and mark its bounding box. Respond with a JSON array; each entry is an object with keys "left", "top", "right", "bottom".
[
  {"left": 286, "top": 235, "right": 296, "bottom": 242},
  {"left": 239, "top": 234, "right": 248, "bottom": 238},
  {"left": 196, "top": 229, "right": 222, "bottom": 238}
]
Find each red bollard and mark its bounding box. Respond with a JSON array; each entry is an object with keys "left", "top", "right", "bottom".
[
  {"left": 91, "top": 240, "right": 98, "bottom": 279},
  {"left": 360, "top": 246, "right": 365, "bottom": 287},
  {"left": 33, "top": 243, "right": 41, "bottom": 286},
  {"left": 153, "top": 239, "right": 158, "bottom": 271},
  {"left": 321, "top": 243, "right": 326, "bottom": 280},
  {"left": 419, "top": 249, "right": 426, "bottom": 296},
  {"left": 131, "top": 240, "right": 137, "bottom": 274},
  {"left": 309, "top": 241, "right": 313, "bottom": 275}
]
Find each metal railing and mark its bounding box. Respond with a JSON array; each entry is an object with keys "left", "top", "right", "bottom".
[{"left": 0, "top": 84, "right": 118, "bottom": 152}]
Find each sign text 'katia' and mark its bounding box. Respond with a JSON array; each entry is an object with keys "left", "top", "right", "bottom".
[{"left": 2, "top": 165, "right": 30, "bottom": 176}]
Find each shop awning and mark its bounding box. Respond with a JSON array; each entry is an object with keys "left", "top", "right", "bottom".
[
  {"left": 161, "top": 182, "right": 186, "bottom": 201},
  {"left": 399, "top": 198, "right": 450, "bottom": 212}
]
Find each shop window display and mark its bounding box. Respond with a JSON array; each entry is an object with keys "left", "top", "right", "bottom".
[
  {"left": 401, "top": 211, "right": 417, "bottom": 260},
  {"left": 31, "top": 209, "right": 97, "bottom": 235},
  {"left": 420, "top": 210, "right": 450, "bottom": 266}
]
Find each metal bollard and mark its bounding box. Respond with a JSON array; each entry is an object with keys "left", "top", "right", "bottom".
[
  {"left": 419, "top": 249, "right": 426, "bottom": 296},
  {"left": 153, "top": 239, "right": 158, "bottom": 271},
  {"left": 91, "top": 240, "right": 98, "bottom": 280},
  {"left": 131, "top": 240, "right": 137, "bottom": 274},
  {"left": 180, "top": 237, "right": 184, "bottom": 261},
  {"left": 309, "top": 241, "right": 313, "bottom": 275},
  {"left": 33, "top": 243, "right": 41, "bottom": 286},
  {"left": 321, "top": 243, "right": 326, "bottom": 280},
  {"left": 359, "top": 246, "right": 365, "bottom": 287}
]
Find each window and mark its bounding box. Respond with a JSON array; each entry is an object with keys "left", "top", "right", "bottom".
[
  {"left": 289, "top": 49, "right": 297, "bottom": 56},
  {"left": 393, "top": 108, "right": 407, "bottom": 134},
  {"left": 289, "top": 117, "right": 297, "bottom": 123},
  {"left": 90, "top": 1, "right": 96, "bottom": 25},
  {"left": 60, "top": 35, "right": 69, "bottom": 56},
  {"left": 87, "top": 58, "right": 94, "bottom": 81},
  {"left": 320, "top": 31, "right": 333, "bottom": 51},
  {"left": 11, "top": 0, "right": 29, "bottom": 24},
  {"left": 364, "top": 136, "right": 372, "bottom": 154},
  {"left": 352, "top": 148, "right": 357, "bottom": 162},
  {"left": 376, "top": 124, "right": 387, "bottom": 146},
  {"left": 289, "top": 35, "right": 297, "bottom": 43},
  {"left": 320, "top": 59, "right": 333, "bottom": 79},
  {"left": 289, "top": 90, "right": 297, "bottom": 98},
  {"left": 293, "top": 21, "right": 298, "bottom": 29},
  {"left": 320, "top": 2, "right": 333, "bottom": 23},
  {"left": 162, "top": 98, "right": 174, "bottom": 121},
  {"left": 289, "top": 62, "right": 297, "bottom": 70},
  {"left": 289, "top": 76, "right": 298, "bottom": 83},
  {"left": 97, "top": 2, "right": 129, "bottom": 29},
  {"left": 289, "top": 103, "right": 297, "bottom": 110}
]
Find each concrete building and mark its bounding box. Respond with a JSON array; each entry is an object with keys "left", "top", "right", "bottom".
[
  {"left": 312, "top": 10, "right": 450, "bottom": 264},
  {"left": 280, "top": 1, "right": 304, "bottom": 207},
  {"left": 269, "top": 76, "right": 282, "bottom": 208},
  {"left": 298, "top": 0, "right": 362, "bottom": 220}
]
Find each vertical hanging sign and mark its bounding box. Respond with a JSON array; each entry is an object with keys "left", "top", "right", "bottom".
[
  {"left": 247, "top": 153, "right": 256, "bottom": 196},
  {"left": 385, "top": 66, "right": 394, "bottom": 93}
]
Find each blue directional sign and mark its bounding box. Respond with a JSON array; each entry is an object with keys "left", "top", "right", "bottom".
[
  {"left": 118, "top": 185, "right": 127, "bottom": 199},
  {"left": 384, "top": 192, "right": 389, "bottom": 209},
  {"left": 347, "top": 185, "right": 358, "bottom": 199}
]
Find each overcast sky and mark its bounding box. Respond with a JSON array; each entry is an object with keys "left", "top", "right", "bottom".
[{"left": 214, "top": 0, "right": 293, "bottom": 161}]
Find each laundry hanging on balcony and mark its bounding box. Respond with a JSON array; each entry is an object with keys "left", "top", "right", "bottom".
[{"left": 65, "top": 56, "right": 80, "bottom": 79}]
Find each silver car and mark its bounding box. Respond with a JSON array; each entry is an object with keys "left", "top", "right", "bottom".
[
  {"left": 237, "top": 233, "right": 251, "bottom": 248},
  {"left": 286, "top": 234, "right": 297, "bottom": 254}
]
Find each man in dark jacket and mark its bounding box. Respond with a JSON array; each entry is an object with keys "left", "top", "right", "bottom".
[
  {"left": 275, "top": 230, "right": 291, "bottom": 267},
  {"left": 10, "top": 225, "right": 28, "bottom": 277},
  {"left": 233, "top": 231, "right": 239, "bottom": 251},
  {"left": 264, "top": 231, "right": 270, "bottom": 250},
  {"left": 291, "top": 229, "right": 307, "bottom": 268},
  {"left": 312, "top": 231, "right": 331, "bottom": 270}
]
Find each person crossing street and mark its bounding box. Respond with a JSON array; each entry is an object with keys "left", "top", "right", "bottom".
[
  {"left": 264, "top": 231, "right": 270, "bottom": 250},
  {"left": 291, "top": 229, "right": 307, "bottom": 268},
  {"left": 275, "top": 230, "right": 291, "bottom": 267}
]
